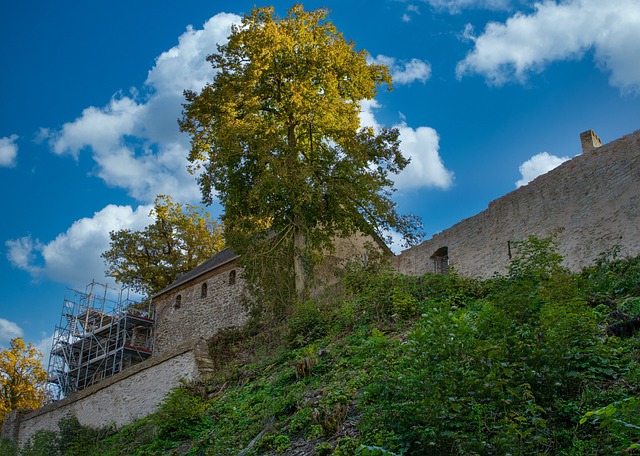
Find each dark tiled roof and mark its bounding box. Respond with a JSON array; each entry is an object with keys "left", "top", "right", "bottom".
[{"left": 152, "top": 248, "right": 239, "bottom": 298}]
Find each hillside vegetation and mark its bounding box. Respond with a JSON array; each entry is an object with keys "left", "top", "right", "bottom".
[{"left": 4, "top": 238, "right": 640, "bottom": 455}]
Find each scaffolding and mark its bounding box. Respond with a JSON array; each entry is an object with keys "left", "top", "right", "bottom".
[{"left": 47, "top": 281, "right": 154, "bottom": 400}]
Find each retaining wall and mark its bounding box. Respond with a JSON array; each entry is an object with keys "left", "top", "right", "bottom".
[{"left": 2, "top": 340, "right": 213, "bottom": 448}]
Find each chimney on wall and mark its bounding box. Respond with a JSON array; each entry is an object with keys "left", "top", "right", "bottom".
[{"left": 580, "top": 130, "right": 602, "bottom": 153}]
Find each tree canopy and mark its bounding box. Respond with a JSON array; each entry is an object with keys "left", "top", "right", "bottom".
[
  {"left": 180, "top": 4, "right": 421, "bottom": 299},
  {"left": 102, "top": 195, "right": 224, "bottom": 296},
  {"left": 0, "top": 338, "right": 48, "bottom": 427}
]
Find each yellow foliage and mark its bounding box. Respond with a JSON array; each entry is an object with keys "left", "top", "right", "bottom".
[
  {"left": 180, "top": 5, "right": 421, "bottom": 300},
  {"left": 102, "top": 194, "right": 225, "bottom": 295},
  {"left": 0, "top": 338, "right": 48, "bottom": 427}
]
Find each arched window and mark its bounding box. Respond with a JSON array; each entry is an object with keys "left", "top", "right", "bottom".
[
  {"left": 201, "top": 283, "right": 208, "bottom": 299},
  {"left": 430, "top": 247, "right": 449, "bottom": 274},
  {"left": 174, "top": 294, "right": 182, "bottom": 309},
  {"left": 229, "top": 270, "right": 236, "bottom": 286}
]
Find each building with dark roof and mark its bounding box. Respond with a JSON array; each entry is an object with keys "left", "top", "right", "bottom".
[{"left": 152, "top": 248, "right": 246, "bottom": 355}]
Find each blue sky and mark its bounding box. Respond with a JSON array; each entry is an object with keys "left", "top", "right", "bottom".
[{"left": 1, "top": 0, "right": 639, "bottom": 360}]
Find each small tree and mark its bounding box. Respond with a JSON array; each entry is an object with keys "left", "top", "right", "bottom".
[
  {"left": 508, "top": 235, "right": 566, "bottom": 281},
  {"left": 180, "top": 5, "right": 421, "bottom": 301},
  {"left": 0, "top": 338, "right": 48, "bottom": 427},
  {"left": 102, "top": 195, "right": 224, "bottom": 296}
]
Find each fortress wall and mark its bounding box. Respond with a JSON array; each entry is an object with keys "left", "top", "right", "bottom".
[
  {"left": 312, "top": 232, "right": 391, "bottom": 296},
  {"left": 5, "top": 128, "right": 639, "bottom": 447},
  {"left": 154, "top": 262, "right": 248, "bottom": 355},
  {"left": 4, "top": 341, "right": 213, "bottom": 448},
  {"left": 395, "top": 129, "right": 640, "bottom": 278}
]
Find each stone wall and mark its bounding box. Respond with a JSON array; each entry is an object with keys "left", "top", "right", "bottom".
[
  {"left": 154, "top": 261, "right": 248, "bottom": 355},
  {"left": 395, "top": 129, "right": 640, "bottom": 278},
  {"left": 312, "top": 232, "right": 390, "bottom": 297},
  {"left": 153, "top": 234, "right": 385, "bottom": 352},
  {"left": 2, "top": 340, "right": 213, "bottom": 448}
]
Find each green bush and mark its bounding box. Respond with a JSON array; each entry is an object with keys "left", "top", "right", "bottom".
[
  {"left": 152, "top": 387, "right": 209, "bottom": 443},
  {"left": 16, "top": 415, "right": 112, "bottom": 456},
  {"left": 287, "top": 301, "right": 329, "bottom": 348},
  {"left": 580, "top": 246, "right": 640, "bottom": 301},
  {"left": 0, "top": 439, "right": 18, "bottom": 456},
  {"left": 19, "top": 431, "right": 57, "bottom": 456},
  {"left": 0, "top": 439, "right": 19, "bottom": 456},
  {"left": 32, "top": 237, "right": 640, "bottom": 456},
  {"left": 356, "top": 238, "right": 637, "bottom": 454}
]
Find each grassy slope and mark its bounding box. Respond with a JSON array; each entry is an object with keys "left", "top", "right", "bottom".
[{"left": 9, "top": 244, "right": 640, "bottom": 456}]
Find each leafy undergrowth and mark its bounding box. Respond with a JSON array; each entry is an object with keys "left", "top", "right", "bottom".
[{"left": 8, "top": 241, "right": 640, "bottom": 455}]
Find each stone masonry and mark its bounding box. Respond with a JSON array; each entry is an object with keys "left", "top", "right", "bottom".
[
  {"left": 3, "top": 340, "right": 213, "bottom": 447},
  {"left": 153, "top": 249, "right": 248, "bottom": 355},
  {"left": 394, "top": 129, "right": 640, "bottom": 278}
]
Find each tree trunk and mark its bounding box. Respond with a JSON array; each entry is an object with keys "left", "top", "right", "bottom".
[{"left": 293, "top": 226, "right": 307, "bottom": 302}]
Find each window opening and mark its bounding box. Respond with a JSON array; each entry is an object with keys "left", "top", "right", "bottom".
[
  {"left": 174, "top": 294, "right": 182, "bottom": 309},
  {"left": 229, "top": 270, "right": 236, "bottom": 286},
  {"left": 430, "top": 247, "right": 449, "bottom": 274},
  {"left": 201, "top": 283, "right": 208, "bottom": 299}
]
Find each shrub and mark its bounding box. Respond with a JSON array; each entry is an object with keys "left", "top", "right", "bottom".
[
  {"left": 287, "top": 301, "right": 329, "bottom": 348},
  {"left": 19, "top": 430, "right": 57, "bottom": 456},
  {"left": 0, "top": 439, "right": 18, "bottom": 456},
  {"left": 580, "top": 246, "right": 640, "bottom": 301},
  {"left": 152, "top": 387, "right": 209, "bottom": 442}
]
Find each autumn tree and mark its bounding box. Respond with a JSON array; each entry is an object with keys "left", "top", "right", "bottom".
[
  {"left": 102, "top": 195, "right": 224, "bottom": 296},
  {"left": 0, "top": 338, "right": 48, "bottom": 427},
  {"left": 180, "top": 5, "right": 421, "bottom": 301}
]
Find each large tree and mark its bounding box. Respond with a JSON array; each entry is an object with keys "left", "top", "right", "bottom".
[
  {"left": 180, "top": 5, "right": 421, "bottom": 300},
  {"left": 102, "top": 195, "right": 224, "bottom": 296},
  {"left": 0, "top": 338, "right": 48, "bottom": 427}
]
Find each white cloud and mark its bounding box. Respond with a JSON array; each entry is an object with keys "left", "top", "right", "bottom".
[
  {"left": 516, "top": 151, "right": 570, "bottom": 187},
  {"left": 49, "top": 11, "right": 438, "bottom": 203},
  {"left": 360, "top": 100, "right": 453, "bottom": 190},
  {"left": 0, "top": 323, "right": 52, "bottom": 361},
  {"left": 0, "top": 318, "right": 24, "bottom": 347},
  {"left": 145, "top": 14, "right": 239, "bottom": 96},
  {"left": 403, "top": 4, "right": 421, "bottom": 21},
  {"left": 395, "top": 124, "right": 454, "bottom": 189},
  {"left": 457, "top": 0, "right": 640, "bottom": 92},
  {"left": 0, "top": 134, "right": 18, "bottom": 167},
  {"left": 35, "top": 332, "right": 53, "bottom": 363},
  {"left": 6, "top": 204, "right": 153, "bottom": 287},
  {"left": 371, "top": 55, "right": 432, "bottom": 85},
  {"left": 382, "top": 229, "right": 406, "bottom": 254},
  {"left": 6, "top": 236, "right": 43, "bottom": 276},
  {"left": 52, "top": 97, "right": 143, "bottom": 159},
  {"left": 50, "top": 13, "right": 241, "bottom": 203},
  {"left": 424, "top": 0, "right": 511, "bottom": 14},
  {"left": 0, "top": 323, "right": 52, "bottom": 366},
  {"left": 359, "top": 99, "right": 382, "bottom": 132}
]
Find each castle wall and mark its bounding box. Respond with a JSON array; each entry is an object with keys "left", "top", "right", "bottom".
[
  {"left": 395, "top": 129, "right": 640, "bottom": 278},
  {"left": 3, "top": 340, "right": 213, "bottom": 448},
  {"left": 5, "top": 128, "right": 639, "bottom": 447},
  {"left": 153, "top": 262, "right": 248, "bottom": 355},
  {"left": 312, "top": 232, "right": 390, "bottom": 297}
]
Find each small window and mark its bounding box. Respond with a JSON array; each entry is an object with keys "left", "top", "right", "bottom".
[
  {"left": 174, "top": 294, "right": 182, "bottom": 309},
  {"left": 430, "top": 247, "right": 449, "bottom": 274},
  {"left": 201, "top": 283, "right": 208, "bottom": 299},
  {"left": 228, "top": 270, "right": 236, "bottom": 286}
]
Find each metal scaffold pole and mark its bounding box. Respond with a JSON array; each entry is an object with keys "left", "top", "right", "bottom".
[{"left": 46, "top": 281, "right": 155, "bottom": 401}]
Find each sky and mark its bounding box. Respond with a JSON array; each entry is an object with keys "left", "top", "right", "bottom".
[{"left": 1, "top": 0, "right": 639, "bottom": 362}]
